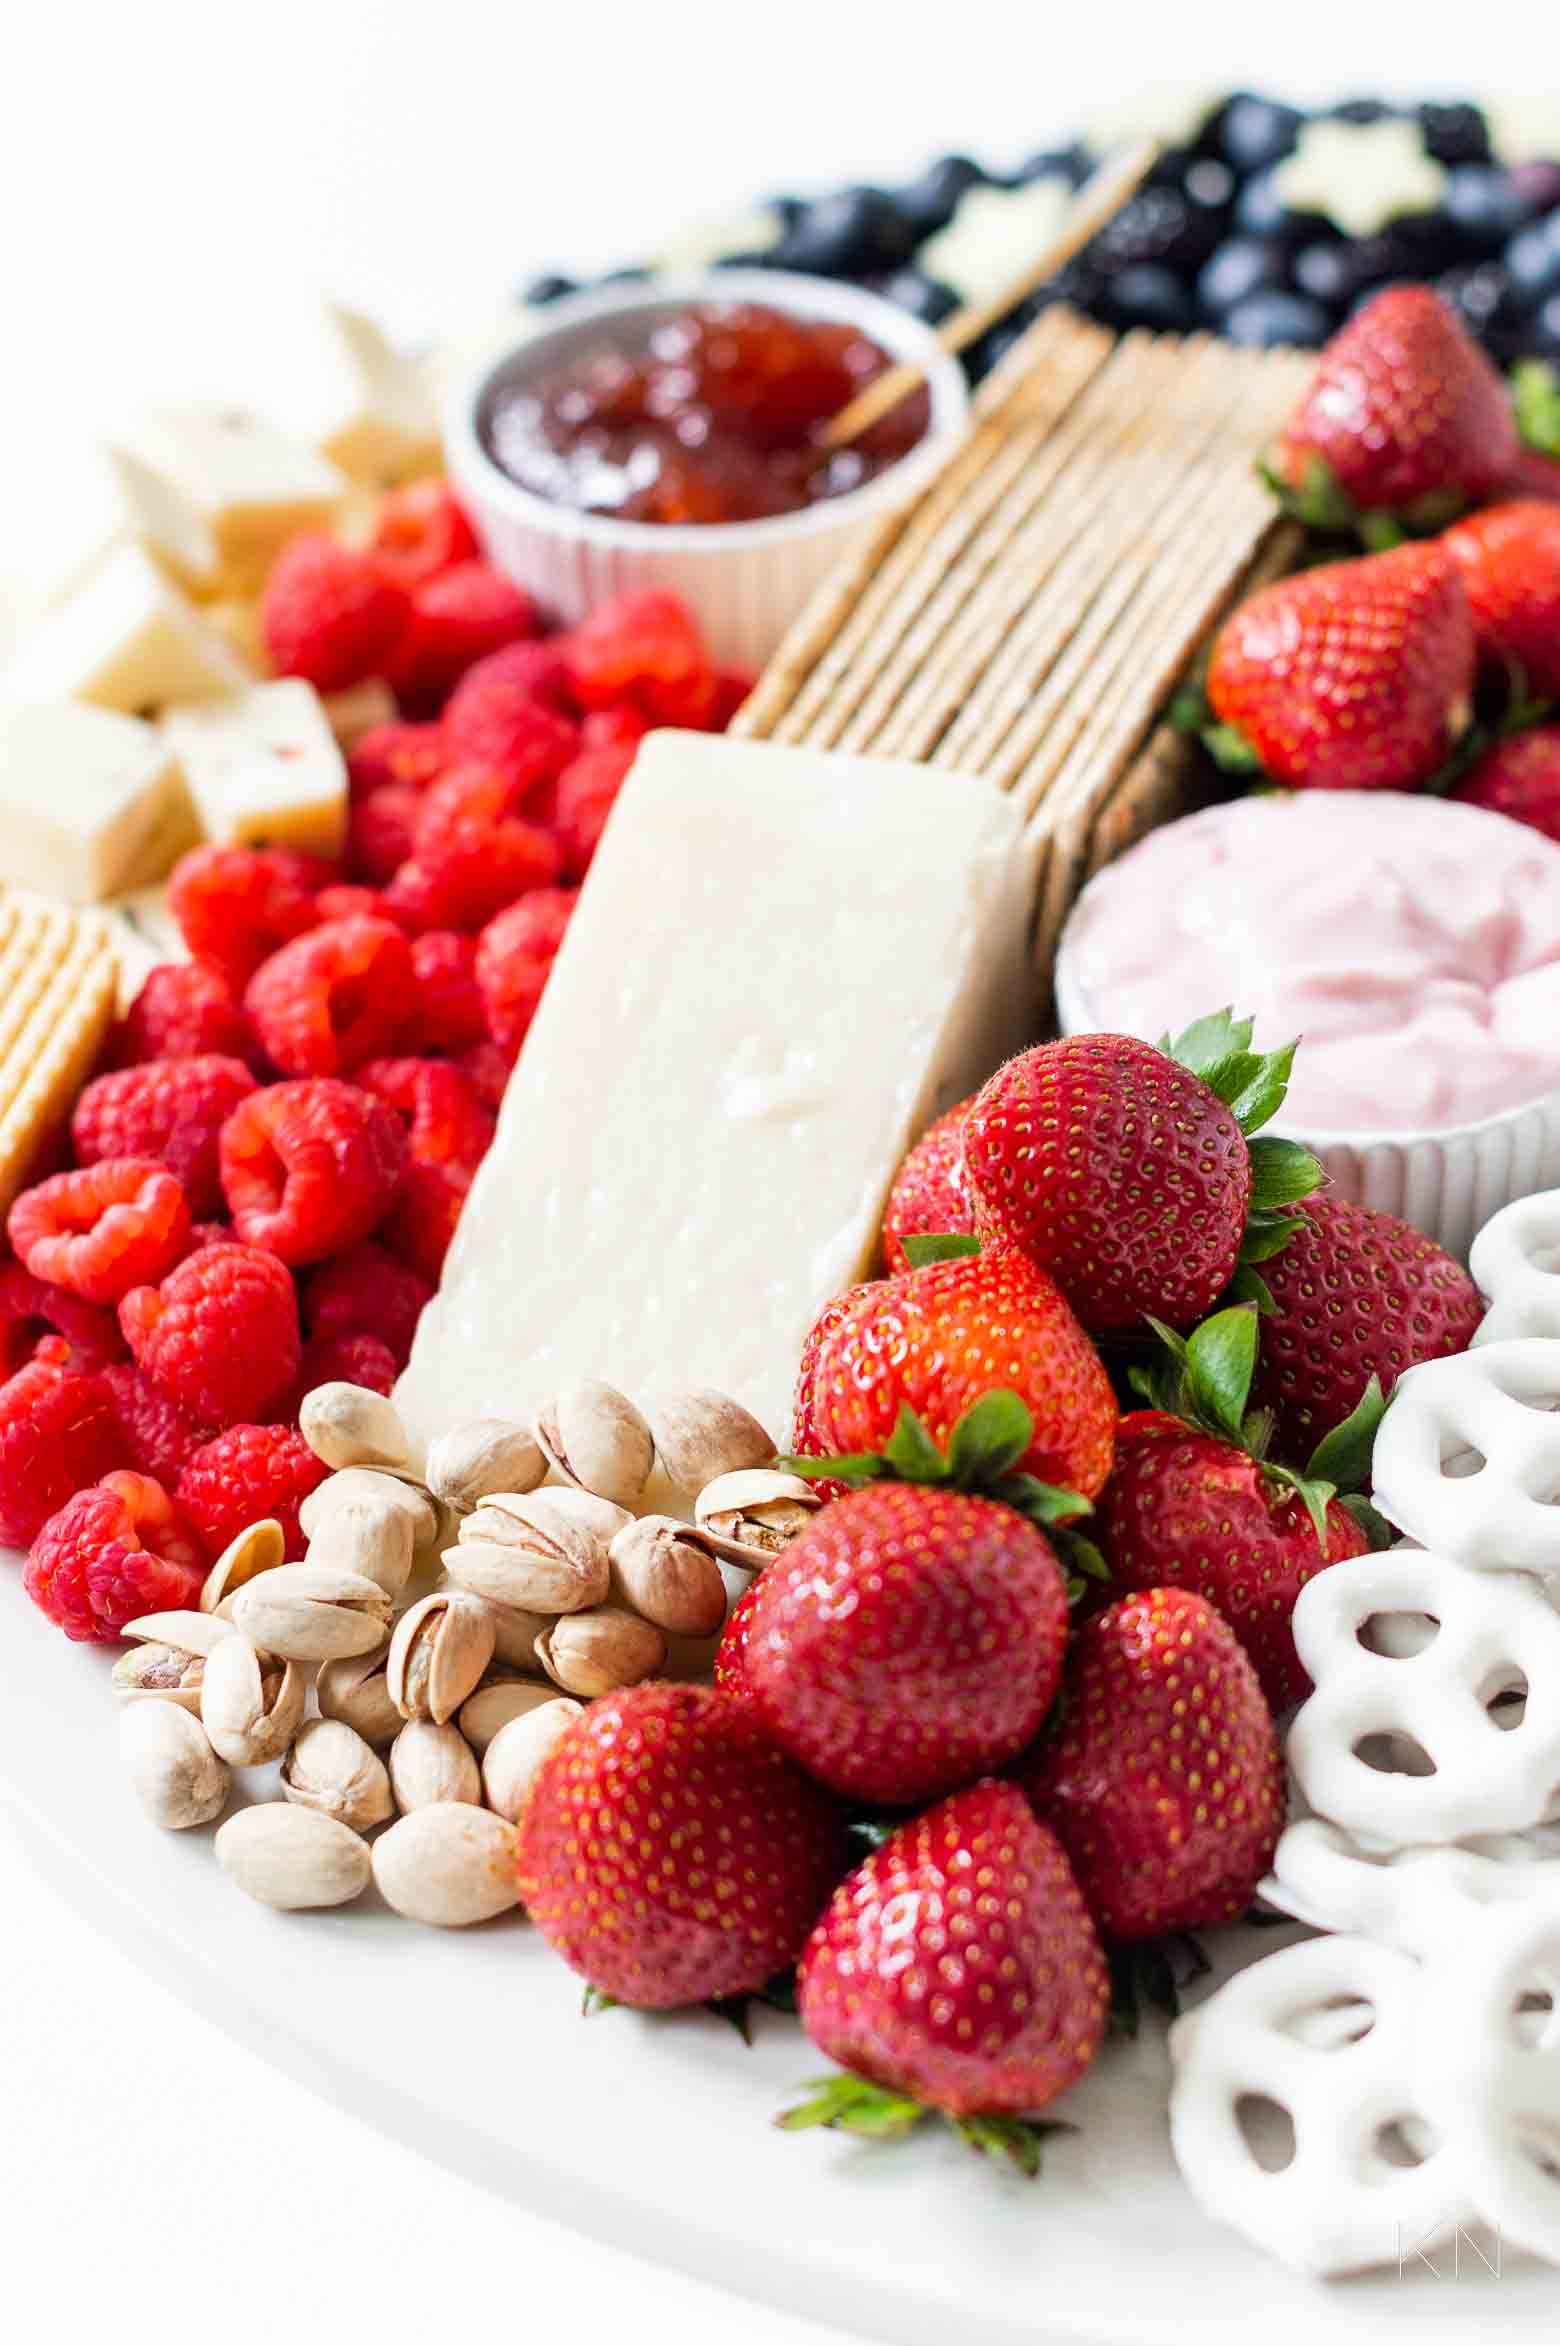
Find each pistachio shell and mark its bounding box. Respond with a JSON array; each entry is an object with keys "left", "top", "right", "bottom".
[
  {"left": 534, "top": 1607, "right": 667, "bottom": 1698},
  {"left": 426, "top": 1418, "right": 546, "bottom": 1512},
  {"left": 231, "top": 1565, "right": 391, "bottom": 1662},
  {"left": 533, "top": 1381, "right": 654, "bottom": 1509},
  {"left": 389, "top": 1718, "right": 481, "bottom": 1811},
  {"left": 215, "top": 1804, "right": 371, "bottom": 1910},
  {"left": 199, "top": 1518, "right": 286, "bottom": 1613},
  {"left": 370, "top": 1804, "right": 519, "bottom": 1926},
  {"left": 300, "top": 1467, "right": 439, "bottom": 1551},
  {"left": 457, "top": 1677, "right": 564, "bottom": 1754},
  {"left": 316, "top": 1644, "right": 402, "bottom": 1746},
  {"left": 651, "top": 1390, "right": 775, "bottom": 1494},
  {"left": 281, "top": 1717, "right": 395, "bottom": 1832},
  {"left": 300, "top": 1381, "right": 415, "bottom": 1474},
  {"left": 201, "top": 1634, "right": 309, "bottom": 1767},
  {"left": 111, "top": 1644, "right": 206, "bottom": 1710},
  {"left": 481, "top": 1700, "right": 581, "bottom": 1823},
  {"left": 121, "top": 1700, "right": 229, "bottom": 1830},
  {"left": 607, "top": 1516, "right": 729, "bottom": 1636},
  {"left": 387, "top": 1591, "right": 496, "bottom": 1724},
  {"left": 304, "top": 1493, "right": 415, "bottom": 1599}
]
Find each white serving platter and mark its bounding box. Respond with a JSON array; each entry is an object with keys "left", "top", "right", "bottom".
[{"left": 2, "top": 1578, "right": 1547, "bottom": 2346}]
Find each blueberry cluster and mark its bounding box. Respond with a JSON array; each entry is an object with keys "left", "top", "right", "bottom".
[{"left": 520, "top": 93, "right": 1560, "bottom": 374}]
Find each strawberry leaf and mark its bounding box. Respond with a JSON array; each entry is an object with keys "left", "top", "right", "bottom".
[
  {"left": 1268, "top": 1466, "right": 1339, "bottom": 1553},
  {"left": 582, "top": 1986, "right": 619, "bottom": 2017},
  {"left": 1183, "top": 1305, "right": 1259, "bottom": 1444},
  {"left": 1169, "top": 679, "right": 1211, "bottom": 734},
  {"left": 879, "top": 1405, "right": 952, "bottom": 1483},
  {"left": 1223, "top": 1041, "right": 1297, "bottom": 1138},
  {"left": 1305, "top": 1376, "right": 1387, "bottom": 1495},
  {"left": 777, "top": 2075, "right": 924, "bottom": 2142},
  {"left": 1164, "top": 1009, "right": 1254, "bottom": 1079},
  {"left": 780, "top": 1393, "right": 1085, "bottom": 1524},
  {"left": 1239, "top": 1208, "right": 1310, "bottom": 1264},
  {"left": 1246, "top": 1135, "right": 1324, "bottom": 1211},
  {"left": 1357, "top": 510, "right": 1406, "bottom": 552},
  {"left": 777, "top": 1447, "right": 889, "bottom": 1487},
  {"left": 953, "top": 2112, "right": 1073, "bottom": 2178},
  {"left": 1057, "top": 1529, "right": 1110, "bottom": 1603},
  {"left": 1514, "top": 360, "right": 1560, "bottom": 458},
  {"left": 900, "top": 1231, "right": 982, "bottom": 1268},
  {"left": 993, "top": 1472, "right": 1092, "bottom": 1529},
  {"left": 1260, "top": 452, "right": 1360, "bottom": 536},
  {"left": 1340, "top": 1492, "right": 1396, "bottom": 1551},
  {"left": 946, "top": 1390, "right": 1034, "bottom": 1486},
  {"left": 1201, "top": 723, "right": 1265, "bottom": 775},
  {"left": 1224, "top": 1263, "right": 1276, "bottom": 1314}
]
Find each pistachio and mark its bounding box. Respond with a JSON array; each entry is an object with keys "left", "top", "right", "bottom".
[
  {"left": 199, "top": 1518, "right": 286, "bottom": 1614},
  {"left": 458, "top": 1676, "right": 565, "bottom": 1754},
  {"left": 111, "top": 1643, "right": 207, "bottom": 1712},
  {"left": 534, "top": 1607, "right": 666, "bottom": 1698},
  {"left": 389, "top": 1718, "right": 481, "bottom": 1811},
  {"left": 281, "top": 1717, "right": 395, "bottom": 1832},
  {"left": 533, "top": 1380, "right": 654, "bottom": 1509},
  {"left": 304, "top": 1493, "right": 414, "bottom": 1599},
  {"left": 426, "top": 1418, "right": 546, "bottom": 1513},
  {"left": 316, "top": 1642, "right": 402, "bottom": 1746},
  {"left": 370, "top": 1803, "right": 520, "bottom": 1927},
  {"left": 201, "top": 1633, "right": 308, "bottom": 1767},
  {"left": 121, "top": 1700, "right": 229, "bottom": 1830},
  {"left": 481, "top": 1699, "right": 581, "bottom": 1823},
  {"left": 300, "top": 1466, "right": 439, "bottom": 1552},
  {"left": 447, "top": 1491, "right": 614, "bottom": 1613},
  {"left": 300, "top": 1381, "right": 416, "bottom": 1475},
  {"left": 607, "top": 1516, "right": 729, "bottom": 1636},
  {"left": 468, "top": 1597, "right": 557, "bottom": 1672},
  {"left": 387, "top": 1590, "right": 496, "bottom": 1724},
  {"left": 215, "top": 1804, "right": 371, "bottom": 1910},
  {"left": 651, "top": 1390, "right": 775, "bottom": 1495},
  {"left": 121, "top": 1608, "right": 235, "bottom": 1659},
  {"left": 694, "top": 1469, "right": 823, "bottom": 1559},
  {"left": 231, "top": 1565, "right": 392, "bottom": 1662}
]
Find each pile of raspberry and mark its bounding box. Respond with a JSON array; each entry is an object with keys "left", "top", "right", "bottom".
[{"left": 0, "top": 481, "right": 748, "bottom": 1643}]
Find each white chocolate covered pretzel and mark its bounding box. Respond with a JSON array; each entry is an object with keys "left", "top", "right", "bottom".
[
  {"left": 1471, "top": 1189, "right": 1560, "bottom": 1347},
  {"left": 1370, "top": 1340, "right": 1560, "bottom": 1575},
  {"left": 1263, "top": 1815, "right": 1560, "bottom": 1957}
]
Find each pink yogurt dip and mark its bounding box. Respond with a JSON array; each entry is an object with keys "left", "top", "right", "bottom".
[{"left": 1056, "top": 792, "right": 1560, "bottom": 1135}]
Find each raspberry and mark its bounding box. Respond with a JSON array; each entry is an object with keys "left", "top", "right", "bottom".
[
  {"left": 176, "top": 1422, "right": 327, "bottom": 1559},
  {"left": 245, "top": 916, "right": 415, "bottom": 1078},
  {"left": 386, "top": 1161, "right": 473, "bottom": 1283},
  {"left": 0, "top": 1360, "right": 124, "bottom": 1547},
  {"left": 115, "top": 957, "right": 257, "bottom": 1069},
  {"left": 448, "top": 638, "right": 575, "bottom": 718},
  {"left": 711, "top": 669, "right": 756, "bottom": 727},
  {"left": 355, "top": 1057, "right": 495, "bottom": 1175},
  {"left": 565, "top": 591, "right": 718, "bottom": 726},
  {"left": 102, "top": 1361, "right": 215, "bottom": 1483},
  {"left": 580, "top": 704, "right": 650, "bottom": 755},
  {"left": 370, "top": 479, "right": 480, "bottom": 587},
  {"left": 387, "top": 768, "right": 561, "bottom": 931},
  {"left": 119, "top": 1242, "right": 301, "bottom": 1425},
  {"left": 454, "top": 1041, "right": 513, "bottom": 1114},
  {"left": 315, "top": 883, "right": 404, "bottom": 926},
  {"left": 556, "top": 742, "right": 635, "bottom": 876},
  {"left": 406, "top": 930, "right": 485, "bottom": 1051},
  {"left": 0, "top": 1261, "right": 125, "bottom": 1377},
  {"left": 220, "top": 1078, "right": 408, "bottom": 1265},
  {"left": 390, "top": 562, "right": 540, "bottom": 708},
  {"left": 475, "top": 889, "right": 577, "bottom": 1054},
  {"left": 168, "top": 846, "right": 329, "bottom": 989},
  {"left": 283, "top": 1330, "right": 398, "bottom": 1416},
  {"left": 72, "top": 1055, "right": 258, "bottom": 1218},
  {"left": 9, "top": 1160, "right": 192, "bottom": 1305},
  {"left": 24, "top": 1470, "right": 205, "bottom": 1642},
  {"left": 301, "top": 1241, "right": 432, "bottom": 1369},
  {"left": 442, "top": 648, "right": 581, "bottom": 800},
  {"left": 260, "top": 531, "right": 410, "bottom": 693},
  {"left": 347, "top": 786, "right": 421, "bottom": 885},
  {"left": 348, "top": 720, "right": 448, "bottom": 797}
]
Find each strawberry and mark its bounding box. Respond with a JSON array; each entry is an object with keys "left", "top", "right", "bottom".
[
  {"left": 1269, "top": 286, "right": 1518, "bottom": 539},
  {"left": 1022, "top": 1587, "right": 1285, "bottom": 1941},
  {"left": 1506, "top": 447, "right": 1560, "bottom": 503},
  {"left": 1443, "top": 502, "right": 1560, "bottom": 700},
  {"left": 781, "top": 1781, "right": 1109, "bottom": 2173},
  {"left": 1450, "top": 723, "right": 1560, "bottom": 842},
  {"left": 880, "top": 1099, "right": 975, "bottom": 1276},
  {"left": 1096, "top": 1307, "right": 1379, "bottom": 1710},
  {"left": 1203, "top": 542, "right": 1475, "bottom": 791},
  {"left": 962, "top": 1012, "right": 1320, "bottom": 1338},
  {"left": 1510, "top": 360, "right": 1560, "bottom": 501},
  {"left": 514, "top": 1682, "right": 845, "bottom": 2009},
  {"left": 802, "top": 1249, "right": 1116, "bottom": 1500},
  {"left": 1248, "top": 1195, "right": 1481, "bottom": 1459},
  {"left": 743, "top": 1395, "right": 1076, "bottom": 1805}
]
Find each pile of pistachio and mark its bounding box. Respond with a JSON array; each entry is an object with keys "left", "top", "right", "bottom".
[{"left": 115, "top": 1379, "right": 821, "bottom": 1927}]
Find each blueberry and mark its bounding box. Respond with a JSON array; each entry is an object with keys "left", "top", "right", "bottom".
[
  {"left": 1235, "top": 171, "right": 1332, "bottom": 246},
  {"left": 1418, "top": 101, "right": 1492, "bottom": 167},
  {"left": 1330, "top": 97, "right": 1398, "bottom": 127},
  {"left": 1197, "top": 236, "right": 1288, "bottom": 316},
  {"left": 895, "top": 154, "right": 987, "bottom": 238},
  {"left": 774, "top": 188, "right": 918, "bottom": 276},
  {"left": 1507, "top": 217, "right": 1560, "bottom": 304},
  {"left": 1223, "top": 289, "right": 1332, "bottom": 347},
  {"left": 1183, "top": 158, "right": 1236, "bottom": 216},
  {"left": 875, "top": 268, "right": 960, "bottom": 325},
  {"left": 1219, "top": 92, "right": 1303, "bottom": 177},
  {"left": 1445, "top": 166, "right": 1533, "bottom": 253},
  {"left": 1011, "top": 143, "right": 1092, "bottom": 190},
  {"left": 965, "top": 295, "right": 1048, "bottom": 378},
  {"left": 1438, "top": 262, "right": 1526, "bottom": 338},
  {"left": 1091, "top": 185, "right": 1210, "bottom": 273},
  {"left": 1292, "top": 241, "right": 1359, "bottom": 306},
  {"left": 1534, "top": 294, "right": 1560, "bottom": 355},
  {"left": 518, "top": 273, "right": 579, "bottom": 306},
  {"left": 600, "top": 266, "right": 650, "bottom": 285},
  {"left": 1100, "top": 264, "right": 1195, "bottom": 332}
]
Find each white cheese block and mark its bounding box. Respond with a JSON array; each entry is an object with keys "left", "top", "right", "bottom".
[
  {"left": 104, "top": 447, "right": 223, "bottom": 595},
  {"left": 1273, "top": 119, "right": 1447, "bottom": 240},
  {"left": 321, "top": 677, "right": 396, "bottom": 748},
  {"left": 0, "top": 700, "right": 199, "bottom": 900},
  {"left": 395, "top": 731, "right": 1034, "bottom": 1451},
  {"left": 114, "top": 407, "right": 347, "bottom": 587},
  {"left": 162, "top": 679, "right": 348, "bottom": 858},
  {"left": 919, "top": 177, "right": 1073, "bottom": 306},
  {"left": 1, "top": 544, "right": 252, "bottom": 714},
  {"left": 289, "top": 305, "right": 443, "bottom": 486}
]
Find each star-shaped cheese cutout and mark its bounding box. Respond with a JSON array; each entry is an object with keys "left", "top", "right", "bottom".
[
  {"left": 654, "top": 206, "right": 784, "bottom": 274},
  {"left": 919, "top": 176, "right": 1072, "bottom": 305},
  {"left": 1082, "top": 85, "right": 1220, "bottom": 154},
  {"left": 1273, "top": 117, "right": 1448, "bottom": 239},
  {"left": 1485, "top": 97, "right": 1560, "bottom": 168}
]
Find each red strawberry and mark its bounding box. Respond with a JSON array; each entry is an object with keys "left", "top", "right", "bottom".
[
  {"left": 1023, "top": 1587, "right": 1284, "bottom": 1940},
  {"left": 1271, "top": 286, "right": 1518, "bottom": 534},
  {"left": 515, "top": 1682, "right": 845, "bottom": 2009},
  {"left": 1508, "top": 361, "right": 1560, "bottom": 502},
  {"left": 1205, "top": 543, "right": 1475, "bottom": 790},
  {"left": 1451, "top": 723, "right": 1560, "bottom": 842},
  {"left": 1249, "top": 1196, "right": 1481, "bottom": 1458},
  {"left": 804, "top": 1251, "right": 1116, "bottom": 1500},
  {"left": 783, "top": 1781, "right": 1108, "bottom": 2171},
  {"left": 880, "top": 1099, "right": 975, "bottom": 1276},
  {"left": 1443, "top": 502, "right": 1560, "bottom": 699},
  {"left": 1506, "top": 447, "right": 1560, "bottom": 502},
  {"left": 736, "top": 1475, "right": 1070, "bottom": 1806}
]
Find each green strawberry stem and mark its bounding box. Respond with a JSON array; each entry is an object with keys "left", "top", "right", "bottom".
[
  {"left": 1257, "top": 449, "right": 1467, "bottom": 544},
  {"left": 1513, "top": 361, "right": 1560, "bottom": 458},
  {"left": 777, "top": 2074, "right": 1072, "bottom": 2178}
]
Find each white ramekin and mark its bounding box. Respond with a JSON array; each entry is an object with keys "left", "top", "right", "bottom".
[
  {"left": 1053, "top": 935, "right": 1560, "bottom": 1265},
  {"left": 442, "top": 272, "right": 971, "bottom": 672}
]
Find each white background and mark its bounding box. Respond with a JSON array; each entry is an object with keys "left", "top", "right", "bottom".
[{"left": 0, "top": 7, "right": 1528, "bottom": 2342}]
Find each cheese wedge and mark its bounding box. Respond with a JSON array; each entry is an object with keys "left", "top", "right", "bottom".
[
  {"left": 0, "top": 701, "right": 198, "bottom": 901},
  {"left": 105, "top": 447, "right": 223, "bottom": 596},
  {"left": 1, "top": 544, "right": 252, "bottom": 714},
  {"left": 292, "top": 305, "right": 443, "bottom": 485},
  {"left": 161, "top": 679, "right": 348, "bottom": 858},
  {"left": 395, "top": 731, "right": 1034, "bottom": 1450},
  {"left": 113, "top": 407, "right": 347, "bottom": 590}
]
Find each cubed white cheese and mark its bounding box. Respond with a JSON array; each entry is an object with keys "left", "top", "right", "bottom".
[
  {"left": 161, "top": 679, "right": 348, "bottom": 858},
  {"left": 1, "top": 544, "right": 252, "bottom": 713},
  {"left": 0, "top": 700, "right": 199, "bottom": 900},
  {"left": 289, "top": 305, "right": 443, "bottom": 486},
  {"left": 321, "top": 677, "right": 396, "bottom": 748},
  {"left": 395, "top": 731, "right": 1034, "bottom": 1449},
  {"left": 113, "top": 407, "right": 347, "bottom": 587},
  {"left": 105, "top": 447, "right": 223, "bottom": 596}
]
